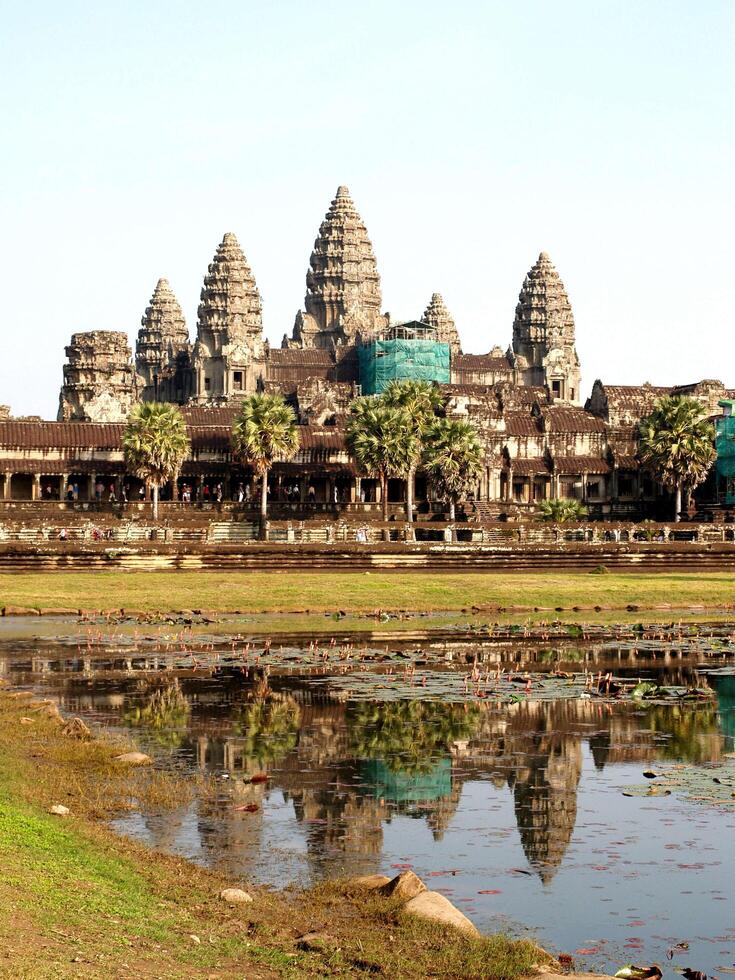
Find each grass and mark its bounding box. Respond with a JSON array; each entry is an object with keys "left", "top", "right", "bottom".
[
  {"left": 0, "top": 686, "right": 554, "bottom": 979},
  {"left": 1, "top": 569, "right": 734, "bottom": 617}
]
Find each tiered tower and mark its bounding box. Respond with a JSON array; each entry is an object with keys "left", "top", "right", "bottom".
[
  {"left": 58, "top": 331, "right": 138, "bottom": 421},
  {"left": 136, "top": 279, "right": 192, "bottom": 403},
  {"left": 285, "top": 186, "right": 387, "bottom": 350},
  {"left": 512, "top": 252, "right": 581, "bottom": 403},
  {"left": 192, "top": 233, "right": 266, "bottom": 402},
  {"left": 422, "top": 293, "right": 461, "bottom": 357}
]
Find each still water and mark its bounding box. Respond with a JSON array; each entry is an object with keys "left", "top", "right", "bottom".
[{"left": 3, "top": 617, "right": 735, "bottom": 976}]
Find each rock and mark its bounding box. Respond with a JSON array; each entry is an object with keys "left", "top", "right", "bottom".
[
  {"left": 114, "top": 751, "right": 152, "bottom": 765},
  {"left": 379, "top": 870, "right": 427, "bottom": 902},
  {"left": 40, "top": 607, "right": 79, "bottom": 616},
  {"left": 49, "top": 804, "right": 70, "bottom": 816},
  {"left": 3, "top": 606, "right": 40, "bottom": 616},
  {"left": 61, "top": 717, "right": 92, "bottom": 739},
  {"left": 402, "top": 891, "right": 480, "bottom": 936},
  {"left": 219, "top": 888, "right": 253, "bottom": 904},
  {"left": 19, "top": 717, "right": 33, "bottom": 725},
  {"left": 351, "top": 874, "right": 391, "bottom": 890}
]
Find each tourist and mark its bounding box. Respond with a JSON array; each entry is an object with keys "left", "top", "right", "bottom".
[
  {"left": 244, "top": 483, "right": 251, "bottom": 502},
  {"left": 308, "top": 484, "right": 316, "bottom": 503},
  {"left": 58, "top": 528, "right": 67, "bottom": 540},
  {"left": 66, "top": 483, "right": 74, "bottom": 501},
  {"left": 73, "top": 483, "right": 79, "bottom": 500},
  {"left": 237, "top": 483, "right": 244, "bottom": 503},
  {"left": 138, "top": 485, "right": 145, "bottom": 500},
  {"left": 121, "top": 484, "right": 128, "bottom": 503},
  {"left": 109, "top": 486, "right": 116, "bottom": 503},
  {"left": 95, "top": 480, "right": 104, "bottom": 501},
  {"left": 360, "top": 486, "right": 366, "bottom": 503}
]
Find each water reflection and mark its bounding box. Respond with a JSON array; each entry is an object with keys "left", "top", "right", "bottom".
[{"left": 4, "top": 633, "right": 735, "bottom": 974}]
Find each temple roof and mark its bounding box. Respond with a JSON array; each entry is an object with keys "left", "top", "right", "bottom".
[
  {"left": 196, "top": 232, "right": 263, "bottom": 347},
  {"left": 303, "top": 185, "right": 383, "bottom": 336},
  {"left": 136, "top": 278, "right": 189, "bottom": 367},
  {"left": 513, "top": 252, "right": 576, "bottom": 352},
  {"left": 422, "top": 293, "right": 461, "bottom": 354}
]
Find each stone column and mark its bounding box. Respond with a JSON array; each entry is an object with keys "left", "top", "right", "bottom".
[
  {"left": 32, "top": 474, "right": 41, "bottom": 501},
  {"left": 3, "top": 473, "right": 11, "bottom": 500},
  {"left": 88, "top": 473, "right": 96, "bottom": 502}
]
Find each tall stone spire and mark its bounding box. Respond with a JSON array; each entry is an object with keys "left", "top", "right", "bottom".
[
  {"left": 422, "top": 293, "right": 461, "bottom": 356},
  {"left": 136, "top": 278, "right": 191, "bottom": 400},
  {"left": 285, "top": 185, "right": 387, "bottom": 350},
  {"left": 192, "top": 233, "right": 266, "bottom": 402},
  {"left": 511, "top": 252, "right": 581, "bottom": 403}
]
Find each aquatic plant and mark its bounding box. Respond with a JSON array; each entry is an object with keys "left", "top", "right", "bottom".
[{"left": 123, "top": 679, "right": 191, "bottom": 749}]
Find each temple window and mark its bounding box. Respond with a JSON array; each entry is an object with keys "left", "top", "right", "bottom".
[
  {"left": 233, "top": 371, "right": 243, "bottom": 391},
  {"left": 204, "top": 377, "right": 211, "bottom": 391},
  {"left": 587, "top": 481, "right": 600, "bottom": 498}
]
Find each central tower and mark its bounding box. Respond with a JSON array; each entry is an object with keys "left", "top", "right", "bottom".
[{"left": 285, "top": 185, "right": 387, "bottom": 350}]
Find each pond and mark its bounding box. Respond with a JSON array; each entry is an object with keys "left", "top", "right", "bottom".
[{"left": 3, "top": 615, "right": 735, "bottom": 977}]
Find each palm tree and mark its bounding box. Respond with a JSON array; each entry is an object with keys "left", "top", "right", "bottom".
[
  {"left": 424, "top": 417, "right": 484, "bottom": 523},
  {"left": 639, "top": 396, "right": 716, "bottom": 521},
  {"left": 232, "top": 392, "right": 300, "bottom": 539},
  {"left": 382, "top": 380, "right": 444, "bottom": 526},
  {"left": 537, "top": 497, "right": 588, "bottom": 523},
  {"left": 345, "top": 397, "right": 418, "bottom": 530},
  {"left": 122, "top": 402, "right": 190, "bottom": 520}
]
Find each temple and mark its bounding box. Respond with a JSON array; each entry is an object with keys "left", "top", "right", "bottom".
[{"left": 0, "top": 185, "right": 729, "bottom": 514}]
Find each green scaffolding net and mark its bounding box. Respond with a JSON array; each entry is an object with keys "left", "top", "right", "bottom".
[
  {"left": 358, "top": 338, "right": 450, "bottom": 395},
  {"left": 716, "top": 402, "right": 735, "bottom": 503}
]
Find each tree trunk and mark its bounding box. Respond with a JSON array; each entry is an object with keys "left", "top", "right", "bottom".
[
  {"left": 152, "top": 483, "right": 159, "bottom": 521},
  {"left": 260, "top": 468, "right": 269, "bottom": 540},
  {"left": 406, "top": 465, "right": 414, "bottom": 524},
  {"left": 172, "top": 467, "right": 180, "bottom": 502},
  {"left": 674, "top": 482, "right": 682, "bottom": 522},
  {"left": 381, "top": 472, "right": 389, "bottom": 541},
  {"left": 449, "top": 497, "right": 456, "bottom": 522}
]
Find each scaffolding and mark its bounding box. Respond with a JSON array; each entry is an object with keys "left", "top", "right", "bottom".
[
  {"left": 716, "top": 399, "right": 735, "bottom": 504},
  {"left": 357, "top": 321, "right": 450, "bottom": 395}
]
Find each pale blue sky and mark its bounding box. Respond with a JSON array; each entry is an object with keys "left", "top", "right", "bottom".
[{"left": 1, "top": 0, "right": 733, "bottom": 418}]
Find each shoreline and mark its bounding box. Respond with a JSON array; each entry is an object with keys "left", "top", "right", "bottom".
[{"left": 0, "top": 682, "right": 559, "bottom": 979}]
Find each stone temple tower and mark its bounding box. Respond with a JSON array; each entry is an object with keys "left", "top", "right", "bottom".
[
  {"left": 285, "top": 185, "right": 387, "bottom": 350},
  {"left": 512, "top": 252, "right": 581, "bottom": 403},
  {"left": 192, "top": 232, "right": 266, "bottom": 403},
  {"left": 422, "top": 293, "right": 461, "bottom": 357},
  {"left": 136, "top": 278, "right": 192, "bottom": 404},
  {"left": 58, "top": 331, "right": 139, "bottom": 422}
]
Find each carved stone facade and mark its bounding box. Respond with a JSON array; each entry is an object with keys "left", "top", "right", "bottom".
[
  {"left": 44, "top": 185, "right": 733, "bottom": 516},
  {"left": 191, "top": 233, "right": 267, "bottom": 403},
  {"left": 512, "top": 252, "right": 581, "bottom": 404},
  {"left": 422, "top": 293, "right": 461, "bottom": 356},
  {"left": 284, "top": 185, "right": 387, "bottom": 350},
  {"left": 136, "top": 278, "right": 192, "bottom": 404},
  {"left": 58, "top": 331, "right": 138, "bottom": 423}
]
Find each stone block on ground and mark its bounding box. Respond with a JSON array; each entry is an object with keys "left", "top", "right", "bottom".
[
  {"left": 402, "top": 890, "right": 479, "bottom": 936},
  {"left": 219, "top": 888, "right": 253, "bottom": 904},
  {"left": 350, "top": 874, "right": 391, "bottom": 890},
  {"left": 379, "top": 869, "right": 427, "bottom": 901}
]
